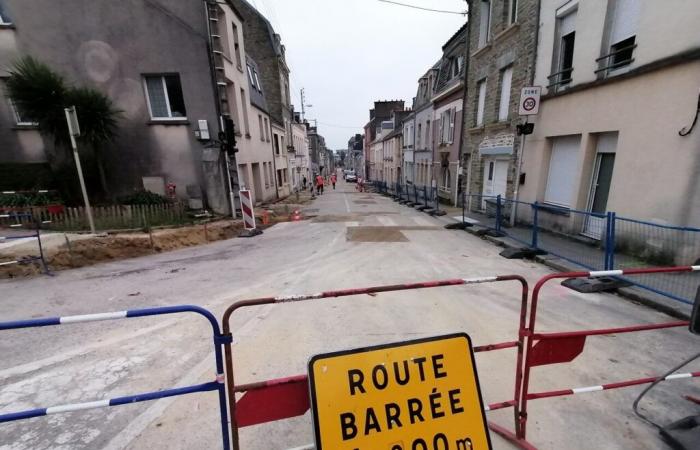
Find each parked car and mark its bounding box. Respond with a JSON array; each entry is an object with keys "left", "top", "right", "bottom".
[{"left": 345, "top": 173, "right": 357, "bottom": 182}]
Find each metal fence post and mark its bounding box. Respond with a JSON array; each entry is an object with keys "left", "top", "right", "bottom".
[
  {"left": 496, "top": 195, "right": 502, "bottom": 232},
  {"left": 608, "top": 212, "right": 616, "bottom": 269},
  {"left": 531, "top": 202, "right": 539, "bottom": 249}
]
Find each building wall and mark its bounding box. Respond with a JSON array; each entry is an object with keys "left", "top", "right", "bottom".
[
  {"left": 414, "top": 103, "right": 434, "bottom": 186},
  {"left": 1, "top": 0, "right": 225, "bottom": 210},
  {"left": 534, "top": 0, "right": 700, "bottom": 90},
  {"left": 271, "top": 122, "right": 290, "bottom": 198},
  {"left": 433, "top": 90, "right": 463, "bottom": 203},
  {"left": 520, "top": 59, "right": 700, "bottom": 227},
  {"left": 461, "top": 0, "right": 539, "bottom": 206}
]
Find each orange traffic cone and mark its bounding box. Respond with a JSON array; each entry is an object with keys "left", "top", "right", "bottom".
[{"left": 290, "top": 210, "right": 302, "bottom": 221}]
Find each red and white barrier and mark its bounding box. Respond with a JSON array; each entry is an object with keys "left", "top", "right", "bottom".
[{"left": 239, "top": 190, "right": 256, "bottom": 230}]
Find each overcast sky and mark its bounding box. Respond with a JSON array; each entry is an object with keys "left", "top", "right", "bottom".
[{"left": 246, "top": 0, "right": 467, "bottom": 149}]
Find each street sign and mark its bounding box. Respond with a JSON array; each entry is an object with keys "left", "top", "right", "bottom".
[
  {"left": 518, "top": 86, "right": 541, "bottom": 116},
  {"left": 64, "top": 106, "right": 81, "bottom": 137},
  {"left": 308, "top": 334, "right": 492, "bottom": 450}
]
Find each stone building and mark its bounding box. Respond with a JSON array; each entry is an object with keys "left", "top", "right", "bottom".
[
  {"left": 289, "top": 114, "right": 310, "bottom": 189},
  {"left": 307, "top": 124, "right": 326, "bottom": 175},
  {"left": 460, "top": 0, "right": 539, "bottom": 209},
  {"left": 363, "top": 100, "right": 404, "bottom": 181},
  {"left": 432, "top": 23, "right": 466, "bottom": 205},
  {"left": 412, "top": 65, "right": 439, "bottom": 187}
]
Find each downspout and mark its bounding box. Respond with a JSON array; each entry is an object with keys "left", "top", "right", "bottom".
[
  {"left": 458, "top": 1, "right": 473, "bottom": 209},
  {"left": 511, "top": 0, "right": 542, "bottom": 224},
  {"left": 203, "top": 0, "right": 237, "bottom": 217}
]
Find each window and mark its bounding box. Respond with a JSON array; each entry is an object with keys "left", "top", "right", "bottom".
[
  {"left": 417, "top": 123, "right": 422, "bottom": 148},
  {"left": 487, "top": 161, "right": 494, "bottom": 181},
  {"left": 478, "top": 0, "right": 491, "bottom": 48},
  {"left": 277, "top": 170, "right": 283, "bottom": 186},
  {"left": 449, "top": 108, "right": 455, "bottom": 142},
  {"left": 226, "top": 82, "right": 240, "bottom": 131},
  {"left": 498, "top": 67, "right": 513, "bottom": 121},
  {"left": 264, "top": 118, "right": 270, "bottom": 141},
  {"left": 544, "top": 135, "right": 582, "bottom": 207},
  {"left": 551, "top": 8, "right": 577, "bottom": 89},
  {"left": 7, "top": 98, "right": 37, "bottom": 126},
  {"left": 232, "top": 22, "right": 243, "bottom": 68},
  {"left": 476, "top": 79, "right": 486, "bottom": 126},
  {"left": 240, "top": 88, "right": 250, "bottom": 136},
  {"left": 426, "top": 119, "right": 431, "bottom": 147},
  {"left": 263, "top": 162, "right": 270, "bottom": 187},
  {"left": 274, "top": 134, "right": 280, "bottom": 155},
  {"left": 508, "top": 0, "right": 518, "bottom": 25},
  {"left": 442, "top": 167, "right": 451, "bottom": 189},
  {"left": 602, "top": 0, "right": 640, "bottom": 73},
  {"left": 217, "top": 7, "right": 231, "bottom": 59},
  {"left": 258, "top": 115, "right": 264, "bottom": 141},
  {"left": 439, "top": 109, "right": 455, "bottom": 144},
  {"left": 253, "top": 70, "right": 262, "bottom": 93},
  {"left": 0, "top": 3, "right": 11, "bottom": 24},
  {"left": 144, "top": 74, "right": 187, "bottom": 119}
]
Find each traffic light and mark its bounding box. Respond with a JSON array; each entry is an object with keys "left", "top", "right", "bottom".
[{"left": 220, "top": 117, "right": 238, "bottom": 155}]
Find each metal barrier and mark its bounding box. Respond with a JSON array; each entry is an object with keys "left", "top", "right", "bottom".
[
  {"left": 220, "top": 275, "right": 530, "bottom": 450},
  {"left": 460, "top": 194, "right": 700, "bottom": 305},
  {"left": 514, "top": 266, "right": 700, "bottom": 449},
  {"left": 0, "top": 305, "right": 231, "bottom": 450},
  {"left": 0, "top": 211, "right": 50, "bottom": 274}
]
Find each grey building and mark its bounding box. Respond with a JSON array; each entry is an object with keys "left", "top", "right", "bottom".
[
  {"left": 306, "top": 124, "right": 326, "bottom": 175},
  {"left": 363, "top": 100, "right": 404, "bottom": 181},
  {"left": 460, "top": 0, "right": 539, "bottom": 208},
  {"left": 412, "top": 65, "right": 439, "bottom": 187},
  {"left": 0, "top": 0, "right": 230, "bottom": 212}
]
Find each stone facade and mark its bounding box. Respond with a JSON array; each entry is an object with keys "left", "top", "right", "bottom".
[{"left": 461, "top": 0, "right": 539, "bottom": 207}]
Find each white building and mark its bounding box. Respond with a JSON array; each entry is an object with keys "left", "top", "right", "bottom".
[
  {"left": 519, "top": 0, "right": 700, "bottom": 242},
  {"left": 290, "top": 119, "right": 311, "bottom": 189}
]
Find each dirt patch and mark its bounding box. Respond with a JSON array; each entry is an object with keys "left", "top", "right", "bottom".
[
  {"left": 346, "top": 226, "right": 409, "bottom": 242},
  {"left": 312, "top": 214, "right": 363, "bottom": 223},
  {"left": 353, "top": 200, "right": 377, "bottom": 205},
  {"left": 0, "top": 219, "right": 251, "bottom": 278}
]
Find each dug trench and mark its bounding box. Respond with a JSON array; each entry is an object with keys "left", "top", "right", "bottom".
[{"left": 0, "top": 211, "right": 295, "bottom": 279}]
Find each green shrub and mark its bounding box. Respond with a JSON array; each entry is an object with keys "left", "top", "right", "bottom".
[
  {"left": 0, "top": 192, "right": 63, "bottom": 207},
  {"left": 119, "top": 190, "right": 171, "bottom": 205}
]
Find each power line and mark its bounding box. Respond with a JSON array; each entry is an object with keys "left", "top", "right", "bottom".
[{"left": 377, "top": 0, "right": 467, "bottom": 15}]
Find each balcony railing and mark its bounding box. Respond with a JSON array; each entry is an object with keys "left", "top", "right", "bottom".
[
  {"left": 595, "top": 43, "right": 637, "bottom": 75},
  {"left": 547, "top": 67, "right": 573, "bottom": 89}
]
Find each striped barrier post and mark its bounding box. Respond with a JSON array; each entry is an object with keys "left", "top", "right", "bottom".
[
  {"left": 0, "top": 305, "right": 231, "bottom": 450},
  {"left": 239, "top": 189, "right": 256, "bottom": 230},
  {"left": 220, "top": 274, "right": 530, "bottom": 449},
  {"left": 514, "top": 266, "right": 700, "bottom": 449}
]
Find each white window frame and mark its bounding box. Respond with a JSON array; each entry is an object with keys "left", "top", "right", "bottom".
[
  {"left": 449, "top": 108, "right": 456, "bottom": 143},
  {"left": 8, "top": 99, "right": 37, "bottom": 126},
  {"left": 253, "top": 70, "right": 262, "bottom": 93},
  {"left": 476, "top": 79, "right": 487, "bottom": 126},
  {"left": 478, "top": 0, "right": 492, "bottom": 48},
  {"left": 508, "top": 0, "right": 518, "bottom": 25},
  {"left": 143, "top": 75, "right": 186, "bottom": 120},
  {"left": 498, "top": 67, "right": 513, "bottom": 122}
]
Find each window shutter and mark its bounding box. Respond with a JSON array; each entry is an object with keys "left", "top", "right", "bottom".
[
  {"left": 544, "top": 135, "right": 581, "bottom": 207},
  {"left": 499, "top": 67, "right": 513, "bottom": 121},
  {"left": 610, "top": 0, "right": 640, "bottom": 44},
  {"left": 558, "top": 10, "right": 577, "bottom": 37},
  {"left": 449, "top": 108, "right": 456, "bottom": 143}
]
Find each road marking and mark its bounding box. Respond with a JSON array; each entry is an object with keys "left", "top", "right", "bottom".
[{"left": 343, "top": 192, "right": 350, "bottom": 213}]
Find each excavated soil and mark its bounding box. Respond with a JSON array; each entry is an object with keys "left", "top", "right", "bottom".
[{"left": 0, "top": 219, "right": 250, "bottom": 278}]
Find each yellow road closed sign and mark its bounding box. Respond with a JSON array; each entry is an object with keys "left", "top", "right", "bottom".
[{"left": 308, "top": 333, "right": 492, "bottom": 450}]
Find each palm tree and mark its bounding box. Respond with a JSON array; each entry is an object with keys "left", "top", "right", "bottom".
[{"left": 5, "top": 56, "right": 120, "bottom": 201}]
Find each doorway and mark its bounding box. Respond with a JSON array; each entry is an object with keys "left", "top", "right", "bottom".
[
  {"left": 252, "top": 163, "right": 263, "bottom": 204},
  {"left": 482, "top": 158, "right": 508, "bottom": 208},
  {"left": 583, "top": 135, "right": 616, "bottom": 238}
]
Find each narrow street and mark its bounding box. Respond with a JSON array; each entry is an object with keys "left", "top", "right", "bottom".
[{"left": 0, "top": 179, "right": 697, "bottom": 449}]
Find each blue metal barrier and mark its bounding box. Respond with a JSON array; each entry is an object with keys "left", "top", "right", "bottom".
[{"left": 0, "top": 305, "right": 231, "bottom": 449}]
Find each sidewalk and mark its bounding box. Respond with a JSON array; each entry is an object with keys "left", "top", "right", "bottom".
[{"left": 434, "top": 208, "right": 696, "bottom": 319}]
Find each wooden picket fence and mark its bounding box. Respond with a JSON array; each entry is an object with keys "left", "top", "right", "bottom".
[{"left": 0, "top": 202, "right": 187, "bottom": 232}]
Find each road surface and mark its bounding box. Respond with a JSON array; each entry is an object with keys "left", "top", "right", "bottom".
[{"left": 1, "top": 179, "right": 698, "bottom": 449}]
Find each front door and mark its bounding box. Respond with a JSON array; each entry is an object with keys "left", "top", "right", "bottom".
[
  {"left": 583, "top": 153, "right": 615, "bottom": 238},
  {"left": 482, "top": 159, "right": 508, "bottom": 208}
]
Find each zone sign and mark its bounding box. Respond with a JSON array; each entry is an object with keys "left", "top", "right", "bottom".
[{"left": 518, "top": 86, "right": 541, "bottom": 116}]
